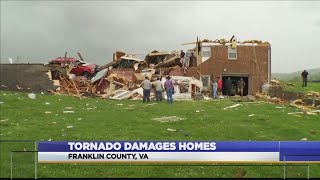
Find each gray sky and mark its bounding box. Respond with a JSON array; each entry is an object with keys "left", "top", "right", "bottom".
[{"left": 1, "top": 1, "right": 319, "bottom": 73}]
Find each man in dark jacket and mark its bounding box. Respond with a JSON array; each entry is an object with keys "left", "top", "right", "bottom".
[
  {"left": 301, "top": 70, "right": 309, "bottom": 87},
  {"left": 225, "top": 77, "right": 232, "bottom": 97}
]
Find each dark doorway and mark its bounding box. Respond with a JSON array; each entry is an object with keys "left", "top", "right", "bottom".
[{"left": 222, "top": 75, "right": 249, "bottom": 96}]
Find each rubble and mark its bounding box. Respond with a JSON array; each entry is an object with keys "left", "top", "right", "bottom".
[{"left": 44, "top": 49, "right": 207, "bottom": 101}]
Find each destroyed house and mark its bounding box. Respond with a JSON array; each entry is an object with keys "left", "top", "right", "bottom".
[{"left": 190, "top": 41, "right": 271, "bottom": 96}]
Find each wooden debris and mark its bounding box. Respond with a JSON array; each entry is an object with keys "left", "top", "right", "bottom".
[{"left": 223, "top": 103, "right": 241, "bottom": 110}]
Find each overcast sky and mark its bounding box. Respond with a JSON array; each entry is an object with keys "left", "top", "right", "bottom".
[{"left": 1, "top": 1, "right": 319, "bottom": 73}]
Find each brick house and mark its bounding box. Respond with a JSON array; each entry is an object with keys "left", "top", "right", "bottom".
[{"left": 185, "top": 41, "right": 271, "bottom": 96}]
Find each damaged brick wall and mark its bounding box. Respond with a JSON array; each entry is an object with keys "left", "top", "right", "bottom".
[{"left": 196, "top": 45, "right": 270, "bottom": 94}]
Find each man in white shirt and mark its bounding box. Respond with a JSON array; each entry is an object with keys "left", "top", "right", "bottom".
[
  {"left": 141, "top": 76, "right": 152, "bottom": 102},
  {"left": 154, "top": 77, "right": 164, "bottom": 101}
]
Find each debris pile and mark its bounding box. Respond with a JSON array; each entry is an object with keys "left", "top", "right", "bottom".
[{"left": 45, "top": 51, "right": 204, "bottom": 100}]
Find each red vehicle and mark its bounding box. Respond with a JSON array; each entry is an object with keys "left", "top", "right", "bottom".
[{"left": 49, "top": 56, "right": 98, "bottom": 78}]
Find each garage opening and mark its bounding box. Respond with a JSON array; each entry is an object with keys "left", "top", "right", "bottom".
[{"left": 221, "top": 75, "right": 249, "bottom": 96}]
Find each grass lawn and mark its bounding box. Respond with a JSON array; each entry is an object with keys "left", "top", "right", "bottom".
[
  {"left": 284, "top": 82, "right": 320, "bottom": 93},
  {"left": 0, "top": 90, "right": 319, "bottom": 178}
]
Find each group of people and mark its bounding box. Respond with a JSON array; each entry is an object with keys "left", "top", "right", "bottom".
[
  {"left": 140, "top": 69, "right": 311, "bottom": 103},
  {"left": 211, "top": 77, "right": 246, "bottom": 99},
  {"left": 140, "top": 76, "right": 174, "bottom": 104}
]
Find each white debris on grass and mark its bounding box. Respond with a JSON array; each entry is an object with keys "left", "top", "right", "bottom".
[
  {"left": 52, "top": 122, "right": 57, "bottom": 124},
  {"left": 48, "top": 138, "right": 52, "bottom": 141},
  {"left": 117, "top": 103, "right": 124, "bottom": 106},
  {"left": 63, "top": 111, "right": 75, "bottom": 113},
  {"left": 223, "top": 103, "right": 241, "bottom": 110},
  {"left": 27, "top": 93, "right": 36, "bottom": 99},
  {"left": 275, "top": 106, "right": 286, "bottom": 109},
  {"left": 152, "top": 116, "right": 185, "bottom": 123},
  {"left": 67, "top": 126, "right": 74, "bottom": 129},
  {"left": 0, "top": 119, "right": 9, "bottom": 122},
  {"left": 77, "top": 118, "right": 82, "bottom": 120},
  {"left": 248, "top": 114, "right": 255, "bottom": 117},
  {"left": 87, "top": 106, "right": 97, "bottom": 110},
  {"left": 196, "top": 110, "right": 200, "bottom": 113},
  {"left": 167, "top": 128, "right": 177, "bottom": 132},
  {"left": 301, "top": 138, "right": 308, "bottom": 141},
  {"left": 44, "top": 111, "right": 52, "bottom": 114},
  {"left": 287, "top": 110, "right": 319, "bottom": 115},
  {"left": 0, "top": 102, "right": 4, "bottom": 104},
  {"left": 145, "top": 103, "right": 157, "bottom": 106},
  {"left": 45, "top": 102, "right": 50, "bottom": 105},
  {"left": 64, "top": 107, "right": 73, "bottom": 110}
]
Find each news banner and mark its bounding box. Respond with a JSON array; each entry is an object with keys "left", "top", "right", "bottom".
[{"left": 38, "top": 141, "right": 320, "bottom": 163}]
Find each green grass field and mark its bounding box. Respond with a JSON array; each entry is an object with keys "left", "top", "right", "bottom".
[
  {"left": 284, "top": 82, "right": 320, "bottom": 93},
  {"left": 0, "top": 90, "right": 319, "bottom": 178}
]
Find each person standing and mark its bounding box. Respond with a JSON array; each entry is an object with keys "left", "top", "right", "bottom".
[
  {"left": 180, "top": 50, "right": 185, "bottom": 66},
  {"left": 225, "top": 77, "right": 232, "bottom": 97},
  {"left": 185, "top": 50, "right": 191, "bottom": 68},
  {"left": 301, "top": 70, "right": 309, "bottom": 87},
  {"left": 189, "top": 52, "right": 197, "bottom": 67},
  {"left": 141, "top": 76, "right": 151, "bottom": 102},
  {"left": 164, "top": 76, "right": 174, "bottom": 104},
  {"left": 237, "top": 78, "right": 246, "bottom": 97},
  {"left": 211, "top": 80, "right": 218, "bottom": 99},
  {"left": 217, "top": 77, "right": 223, "bottom": 96},
  {"left": 154, "top": 77, "right": 164, "bottom": 101}
]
